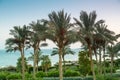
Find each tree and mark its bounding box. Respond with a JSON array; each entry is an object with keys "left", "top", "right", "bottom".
[
  {"left": 93, "top": 23, "right": 117, "bottom": 75},
  {"left": 27, "top": 50, "right": 42, "bottom": 72},
  {"left": 106, "top": 42, "right": 120, "bottom": 75},
  {"left": 46, "top": 10, "right": 76, "bottom": 80},
  {"left": 5, "top": 25, "right": 29, "bottom": 80},
  {"left": 17, "top": 57, "right": 28, "bottom": 73},
  {"left": 41, "top": 55, "right": 51, "bottom": 75},
  {"left": 51, "top": 46, "right": 75, "bottom": 72},
  {"left": 28, "top": 20, "right": 48, "bottom": 79},
  {"left": 78, "top": 51, "right": 90, "bottom": 76},
  {"left": 74, "top": 11, "right": 104, "bottom": 80}
]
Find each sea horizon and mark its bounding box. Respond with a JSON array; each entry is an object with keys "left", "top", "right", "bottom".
[{"left": 0, "top": 48, "right": 80, "bottom": 68}]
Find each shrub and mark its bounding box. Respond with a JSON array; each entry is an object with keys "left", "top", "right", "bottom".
[
  {"left": 25, "top": 72, "right": 33, "bottom": 79},
  {"left": 0, "top": 71, "right": 10, "bottom": 80},
  {"left": 64, "top": 70, "right": 80, "bottom": 77},
  {"left": 36, "top": 71, "right": 46, "bottom": 78},
  {"left": 112, "top": 73, "right": 120, "bottom": 77},
  {"left": 105, "top": 67, "right": 116, "bottom": 73},
  {"left": 43, "top": 77, "right": 83, "bottom": 80},
  {"left": 96, "top": 74, "right": 120, "bottom": 80},
  {"left": 6, "top": 73, "right": 21, "bottom": 79},
  {"left": 0, "top": 73, "right": 6, "bottom": 80},
  {"left": 47, "top": 70, "right": 59, "bottom": 77}
]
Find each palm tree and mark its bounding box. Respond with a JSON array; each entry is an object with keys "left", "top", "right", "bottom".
[
  {"left": 51, "top": 46, "right": 75, "bottom": 72},
  {"left": 41, "top": 55, "right": 51, "bottom": 75},
  {"left": 28, "top": 20, "right": 47, "bottom": 79},
  {"left": 46, "top": 10, "right": 76, "bottom": 80},
  {"left": 27, "top": 50, "right": 42, "bottom": 72},
  {"left": 106, "top": 42, "right": 120, "bottom": 75},
  {"left": 74, "top": 11, "right": 104, "bottom": 80},
  {"left": 93, "top": 23, "right": 117, "bottom": 74},
  {"left": 5, "top": 25, "right": 29, "bottom": 80}
]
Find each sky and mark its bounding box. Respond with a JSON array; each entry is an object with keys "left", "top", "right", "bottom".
[{"left": 0, "top": 0, "right": 120, "bottom": 49}]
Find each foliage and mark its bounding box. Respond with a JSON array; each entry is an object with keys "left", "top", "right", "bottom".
[
  {"left": 27, "top": 50, "right": 42, "bottom": 63},
  {"left": 16, "top": 57, "right": 28, "bottom": 72},
  {"left": 0, "top": 73, "right": 6, "bottom": 80},
  {"left": 6, "top": 73, "right": 22, "bottom": 79},
  {"left": 96, "top": 74, "right": 120, "bottom": 80},
  {"left": 47, "top": 70, "right": 59, "bottom": 77},
  {"left": 51, "top": 46, "right": 75, "bottom": 57},
  {"left": 78, "top": 51, "right": 91, "bottom": 76},
  {"left": 36, "top": 71, "right": 46, "bottom": 78},
  {"left": 0, "top": 72, "right": 10, "bottom": 80},
  {"left": 41, "top": 55, "right": 51, "bottom": 72},
  {"left": 64, "top": 69, "right": 80, "bottom": 77},
  {"left": 28, "top": 66, "right": 33, "bottom": 73},
  {"left": 25, "top": 72, "right": 33, "bottom": 79}
]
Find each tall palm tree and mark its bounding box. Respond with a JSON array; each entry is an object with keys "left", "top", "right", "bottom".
[
  {"left": 46, "top": 10, "right": 76, "bottom": 80},
  {"left": 94, "top": 23, "right": 119, "bottom": 75},
  {"left": 93, "top": 23, "right": 117, "bottom": 74},
  {"left": 5, "top": 25, "right": 29, "bottom": 80},
  {"left": 51, "top": 46, "right": 75, "bottom": 72},
  {"left": 74, "top": 11, "right": 104, "bottom": 80},
  {"left": 28, "top": 20, "right": 48, "bottom": 79},
  {"left": 106, "top": 42, "right": 120, "bottom": 75},
  {"left": 41, "top": 55, "right": 51, "bottom": 75}
]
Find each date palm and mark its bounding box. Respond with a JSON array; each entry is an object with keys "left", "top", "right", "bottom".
[
  {"left": 51, "top": 46, "right": 75, "bottom": 72},
  {"left": 74, "top": 11, "right": 104, "bottom": 80},
  {"left": 27, "top": 50, "right": 42, "bottom": 72},
  {"left": 28, "top": 20, "right": 48, "bottom": 79},
  {"left": 106, "top": 42, "right": 120, "bottom": 75},
  {"left": 41, "top": 55, "right": 51, "bottom": 75},
  {"left": 94, "top": 23, "right": 117, "bottom": 74},
  {"left": 46, "top": 10, "right": 76, "bottom": 80},
  {"left": 5, "top": 25, "right": 29, "bottom": 80}
]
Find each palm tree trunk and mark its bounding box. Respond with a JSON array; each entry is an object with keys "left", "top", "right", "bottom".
[
  {"left": 33, "top": 48, "right": 37, "bottom": 79},
  {"left": 99, "top": 48, "right": 102, "bottom": 74},
  {"left": 21, "top": 48, "right": 25, "bottom": 80},
  {"left": 63, "top": 56, "right": 65, "bottom": 73},
  {"left": 94, "top": 48, "right": 98, "bottom": 74},
  {"left": 103, "top": 46, "right": 106, "bottom": 76},
  {"left": 59, "top": 48, "right": 63, "bottom": 80},
  {"left": 45, "top": 67, "right": 47, "bottom": 75},
  {"left": 111, "top": 55, "right": 114, "bottom": 76},
  {"left": 88, "top": 45, "right": 96, "bottom": 80},
  {"left": 36, "top": 61, "right": 38, "bottom": 73}
]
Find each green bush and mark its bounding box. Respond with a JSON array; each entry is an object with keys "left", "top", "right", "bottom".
[
  {"left": 43, "top": 77, "right": 83, "bottom": 80},
  {"left": 0, "top": 71, "right": 10, "bottom": 80},
  {"left": 96, "top": 75, "right": 104, "bottom": 80},
  {"left": 105, "top": 67, "right": 116, "bottom": 73},
  {"left": 64, "top": 70, "right": 80, "bottom": 77},
  {"left": 105, "top": 76, "right": 118, "bottom": 80},
  {"left": 0, "top": 73, "right": 6, "bottom": 80},
  {"left": 36, "top": 71, "right": 46, "bottom": 78},
  {"left": 47, "top": 70, "right": 59, "bottom": 77},
  {"left": 25, "top": 72, "right": 33, "bottom": 79},
  {"left": 96, "top": 74, "right": 120, "bottom": 80},
  {"left": 112, "top": 73, "right": 120, "bottom": 77},
  {"left": 6, "top": 73, "right": 21, "bottom": 79}
]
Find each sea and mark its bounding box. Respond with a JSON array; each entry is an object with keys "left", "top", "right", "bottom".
[{"left": 0, "top": 49, "right": 80, "bottom": 68}]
